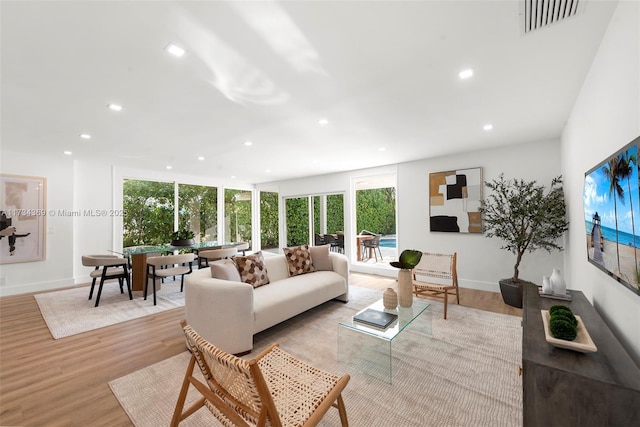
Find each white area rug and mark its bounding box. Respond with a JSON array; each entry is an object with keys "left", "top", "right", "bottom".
[
  {"left": 34, "top": 280, "right": 184, "bottom": 339},
  {"left": 109, "top": 287, "right": 523, "bottom": 427}
]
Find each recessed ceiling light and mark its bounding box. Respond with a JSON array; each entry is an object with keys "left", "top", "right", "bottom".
[
  {"left": 244, "top": 141, "right": 253, "bottom": 146},
  {"left": 166, "top": 165, "right": 172, "bottom": 170},
  {"left": 165, "top": 43, "right": 186, "bottom": 57},
  {"left": 197, "top": 156, "right": 205, "bottom": 161},
  {"left": 231, "top": 175, "right": 236, "bottom": 179},
  {"left": 459, "top": 69, "right": 474, "bottom": 79},
  {"left": 483, "top": 124, "right": 494, "bottom": 131},
  {"left": 64, "top": 151, "right": 72, "bottom": 156},
  {"left": 318, "top": 118, "right": 329, "bottom": 126},
  {"left": 80, "top": 133, "right": 91, "bottom": 140},
  {"left": 379, "top": 147, "right": 386, "bottom": 152},
  {"left": 107, "top": 103, "right": 122, "bottom": 111},
  {"left": 265, "top": 169, "right": 271, "bottom": 173}
]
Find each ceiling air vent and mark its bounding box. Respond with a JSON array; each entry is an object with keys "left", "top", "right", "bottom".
[{"left": 522, "top": 0, "right": 585, "bottom": 34}]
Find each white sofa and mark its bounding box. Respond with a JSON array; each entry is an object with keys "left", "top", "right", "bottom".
[{"left": 185, "top": 251, "right": 349, "bottom": 354}]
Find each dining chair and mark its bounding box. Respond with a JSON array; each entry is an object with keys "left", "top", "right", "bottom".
[
  {"left": 81, "top": 254, "right": 132, "bottom": 307},
  {"left": 362, "top": 234, "right": 382, "bottom": 262},
  {"left": 171, "top": 321, "right": 350, "bottom": 427},
  {"left": 198, "top": 247, "right": 237, "bottom": 268},
  {"left": 144, "top": 253, "right": 195, "bottom": 305}
]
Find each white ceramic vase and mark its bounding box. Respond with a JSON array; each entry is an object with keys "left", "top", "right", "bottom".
[
  {"left": 542, "top": 275, "right": 552, "bottom": 294},
  {"left": 550, "top": 268, "right": 566, "bottom": 295},
  {"left": 397, "top": 269, "right": 413, "bottom": 307}
]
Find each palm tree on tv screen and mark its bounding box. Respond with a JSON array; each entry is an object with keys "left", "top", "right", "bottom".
[
  {"left": 602, "top": 156, "right": 624, "bottom": 273},
  {"left": 619, "top": 150, "right": 639, "bottom": 280}
]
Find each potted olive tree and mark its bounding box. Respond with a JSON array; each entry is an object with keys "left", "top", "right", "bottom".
[{"left": 479, "top": 174, "right": 569, "bottom": 308}]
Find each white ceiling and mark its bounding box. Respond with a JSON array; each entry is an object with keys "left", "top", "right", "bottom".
[{"left": 0, "top": 0, "right": 618, "bottom": 184}]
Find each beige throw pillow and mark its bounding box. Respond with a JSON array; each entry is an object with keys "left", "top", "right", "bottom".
[
  {"left": 309, "top": 244, "right": 332, "bottom": 271},
  {"left": 283, "top": 244, "right": 316, "bottom": 277},
  {"left": 210, "top": 260, "right": 242, "bottom": 282},
  {"left": 234, "top": 251, "right": 270, "bottom": 288}
]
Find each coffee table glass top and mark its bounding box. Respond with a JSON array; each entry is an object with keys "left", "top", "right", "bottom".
[{"left": 339, "top": 298, "right": 431, "bottom": 341}]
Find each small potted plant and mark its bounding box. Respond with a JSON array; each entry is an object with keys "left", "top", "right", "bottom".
[
  {"left": 390, "top": 249, "right": 423, "bottom": 307},
  {"left": 479, "top": 174, "right": 569, "bottom": 308},
  {"left": 171, "top": 228, "right": 195, "bottom": 247}
]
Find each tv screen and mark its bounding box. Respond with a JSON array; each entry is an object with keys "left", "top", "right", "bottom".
[{"left": 584, "top": 136, "right": 640, "bottom": 295}]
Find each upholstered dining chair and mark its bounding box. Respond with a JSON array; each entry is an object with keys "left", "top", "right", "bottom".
[
  {"left": 144, "top": 253, "right": 195, "bottom": 305},
  {"left": 81, "top": 254, "right": 132, "bottom": 307},
  {"left": 198, "top": 247, "right": 238, "bottom": 268},
  {"left": 171, "top": 321, "right": 350, "bottom": 427},
  {"left": 235, "top": 241, "right": 250, "bottom": 256}
]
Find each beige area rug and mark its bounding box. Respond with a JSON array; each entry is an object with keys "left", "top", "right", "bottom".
[
  {"left": 109, "top": 287, "right": 523, "bottom": 427},
  {"left": 34, "top": 280, "right": 185, "bottom": 339}
]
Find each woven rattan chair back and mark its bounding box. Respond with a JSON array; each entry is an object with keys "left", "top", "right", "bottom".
[
  {"left": 171, "top": 322, "right": 350, "bottom": 427},
  {"left": 412, "top": 252, "right": 459, "bottom": 319}
]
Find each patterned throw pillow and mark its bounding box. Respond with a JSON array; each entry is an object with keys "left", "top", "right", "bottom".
[
  {"left": 234, "top": 251, "right": 270, "bottom": 288},
  {"left": 283, "top": 244, "right": 316, "bottom": 277}
]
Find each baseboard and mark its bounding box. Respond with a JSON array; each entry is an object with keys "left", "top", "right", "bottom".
[{"left": 0, "top": 277, "right": 77, "bottom": 297}]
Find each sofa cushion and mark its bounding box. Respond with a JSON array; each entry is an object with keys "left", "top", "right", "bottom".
[
  {"left": 283, "top": 244, "right": 316, "bottom": 277},
  {"left": 210, "top": 260, "right": 241, "bottom": 282},
  {"left": 309, "top": 244, "right": 332, "bottom": 271},
  {"left": 235, "top": 251, "right": 270, "bottom": 288}
]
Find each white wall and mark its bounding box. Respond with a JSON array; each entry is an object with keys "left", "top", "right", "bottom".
[
  {"left": 399, "top": 139, "right": 563, "bottom": 292},
  {"left": 562, "top": 0, "right": 640, "bottom": 364},
  {"left": 260, "top": 140, "right": 562, "bottom": 288},
  {"left": 0, "top": 150, "right": 75, "bottom": 295}
]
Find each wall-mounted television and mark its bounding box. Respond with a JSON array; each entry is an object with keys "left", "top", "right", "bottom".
[{"left": 584, "top": 135, "right": 640, "bottom": 296}]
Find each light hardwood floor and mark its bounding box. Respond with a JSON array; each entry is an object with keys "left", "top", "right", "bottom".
[{"left": 0, "top": 273, "right": 521, "bottom": 426}]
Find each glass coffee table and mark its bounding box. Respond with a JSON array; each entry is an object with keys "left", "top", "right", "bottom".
[{"left": 338, "top": 298, "right": 432, "bottom": 384}]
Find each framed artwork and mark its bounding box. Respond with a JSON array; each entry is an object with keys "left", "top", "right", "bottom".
[
  {"left": 0, "top": 174, "right": 47, "bottom": 264},
  {"left": 584, "top": 135, "right": 640, "bottom": 296},
  {"left": 429, "top": 167, "right": 482, "bottom": 233}
]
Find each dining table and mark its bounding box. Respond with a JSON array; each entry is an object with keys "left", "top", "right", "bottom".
[{"left": 122, "top": 241, "right": 240, "bottom": 291}]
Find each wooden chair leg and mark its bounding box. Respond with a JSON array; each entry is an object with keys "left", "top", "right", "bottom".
[
  {"left": 336, "top": 394, "right": 349, "bottom": 427},
  {"left": 171, "top": 354, "right": 199, "bottom": 427},
  {"left": 443, "top": 291, "right": 448, "bottom": 320}
]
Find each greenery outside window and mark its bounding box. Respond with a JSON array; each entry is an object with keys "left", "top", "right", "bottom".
[
  {"left": 260, "top": 191, "right": 279, "bottom": 250},
  {"left": 178, "top": 184, "right": 217, "bottom": 243},
  {"left": 224, "top": 189, "right": 252, "bottom": 248},
  {"left": 123, "top": 179, "right": 174, "bottom": 247}
]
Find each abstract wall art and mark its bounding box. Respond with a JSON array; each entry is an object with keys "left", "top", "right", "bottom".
[
  {"left": 0, "top": 174, "right": 47, "bottom": 264},
  {"left": 429, "top": 167, "right": 482, "bottom": 233}
]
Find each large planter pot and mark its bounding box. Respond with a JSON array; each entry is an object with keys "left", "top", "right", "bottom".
[
  {"left": 171, "top": 238, "right": 195, "bottom": 247},
  {"left": 498, "top": 279, "right": 524, "bottom": 308}
]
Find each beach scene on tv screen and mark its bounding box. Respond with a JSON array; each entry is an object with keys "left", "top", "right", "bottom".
[{"left": 584, "top": 143, "right": 640, "bottom": 292}]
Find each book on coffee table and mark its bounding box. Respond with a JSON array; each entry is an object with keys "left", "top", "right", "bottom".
[{"left": 353, "top": 308, "right": 398, "bottom": 329}]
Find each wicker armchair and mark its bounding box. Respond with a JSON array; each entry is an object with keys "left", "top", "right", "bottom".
[
  {"left": 171, "top": 321, "right": 350, "bottom": 427},
  {"left": 412, "top": 252, "right": 459, "bottom": 319}
]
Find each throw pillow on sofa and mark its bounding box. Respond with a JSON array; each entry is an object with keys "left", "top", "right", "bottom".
[
  {"left": 210, "top": 260, "right": 242, "bottom": 282},
  {"left": 309, "top": 244, "right": 332, "bottom": 271},
  {"left": 283, "top": 244, "right": 316, "bottom": 277},
  {"left": 235, "top": 251, "right": 270, "bottom": 288}
]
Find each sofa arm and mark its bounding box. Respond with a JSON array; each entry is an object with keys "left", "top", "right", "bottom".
[
  {"left": 184, "top": 268, "right": 254, "bottom": 354},
  {"left": 329, "top": 252, "right": 349, "bottom": 302}
]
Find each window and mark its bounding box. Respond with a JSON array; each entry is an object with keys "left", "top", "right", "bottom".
[
  {"left": 123, "top": 179, "right": 174, "bottom": 247},
  {"left": 178, "top": 183, "right": 217, "bottom": 242},
  {"left": 224, "top": 189, "right": 252, "bottom": 248},
  {"left": 285, "top": 197, "right": 309, "bottom": 246},
  {"left": 260, "top": 191, "right": 279, "bottom": 251}
]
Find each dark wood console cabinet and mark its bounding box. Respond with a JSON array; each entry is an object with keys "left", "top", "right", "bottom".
[{"left": 522, "top": 283, "right": 640, "bottom": 426}]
